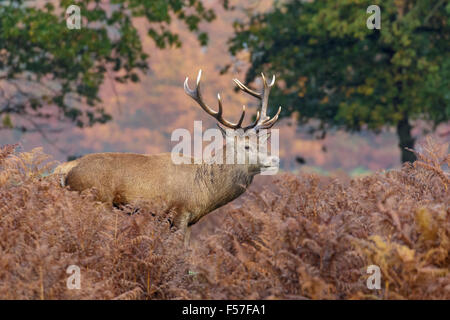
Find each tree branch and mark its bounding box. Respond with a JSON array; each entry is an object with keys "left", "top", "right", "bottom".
[{"left": 424, "top": 0, "right": 446, "bottom": 24}]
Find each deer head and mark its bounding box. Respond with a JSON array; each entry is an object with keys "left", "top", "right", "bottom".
[{"left": 184, "top": 70, "right": 282, "bottom": 174}]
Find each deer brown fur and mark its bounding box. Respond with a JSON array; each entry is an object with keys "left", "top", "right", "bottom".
[{"left": 58, "top": 71, "right": 281, "bottom": 246}]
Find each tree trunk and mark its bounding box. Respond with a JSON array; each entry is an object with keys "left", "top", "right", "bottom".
[{"left": 396, "top": 114, "right": 416, "bottom": 163}]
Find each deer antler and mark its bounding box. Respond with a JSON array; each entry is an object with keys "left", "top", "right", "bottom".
[
  {"left": 184, "top": 70, "right": 261, "bottom": 130},
  {"left": 233, "top": 73, "right": 282, "bottom": 131},
  {"left": 184, "top": 70, "right": 280, "bottom": 131}
]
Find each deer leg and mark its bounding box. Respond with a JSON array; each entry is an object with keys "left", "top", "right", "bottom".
[
  {"left": 184, "top": 225, "right": 192, "bottom": 248},
  {"left": 173, "top": 211, "right": 192, "bottom": 248}
]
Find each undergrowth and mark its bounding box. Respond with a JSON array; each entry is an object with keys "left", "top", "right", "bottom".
[{"left": 0, "top": 137, "right": 448, "bottom": 299}]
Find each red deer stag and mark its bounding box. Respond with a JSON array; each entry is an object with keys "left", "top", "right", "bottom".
[{"left": 57, "top": 70, "right": 282, "bottom": 246}]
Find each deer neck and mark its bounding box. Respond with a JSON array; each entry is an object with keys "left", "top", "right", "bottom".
[{"left": 193, "top": 162, "right": 255, "bottom": 215}]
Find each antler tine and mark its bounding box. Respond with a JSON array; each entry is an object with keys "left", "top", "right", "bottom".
[
  {"left": 243, "top": 110, "right": 261, "bottom": 131},
  {"left": 255, "top": 106, "right": 282, "bottom": 130},
  {"left": 233, "top": 73, "right": 280, "bottom": 131},
  {"left": 184, "top": 70, "right": 246, "bottom": 129},
  {"left": 236, "top": 105, "right": 246, "bottom": 127},
  {"left": 259, "top": 73, "right": 276, "bottom": 124},
  {"left": 233, "top": 78, "right": 261, "bottom": 99}
]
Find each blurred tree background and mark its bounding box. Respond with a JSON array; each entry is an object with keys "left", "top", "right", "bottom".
[
  {"left": 0, "top": 0, "right": 225, "bottom": 132},
  {"left": 0, "top": 0, "right": 448, "bottom": 171},
  {"left": 229, "top": 0, "right": 449, "bottom": 163}
]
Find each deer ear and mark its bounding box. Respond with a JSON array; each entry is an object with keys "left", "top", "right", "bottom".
[{"left": 216, "top": 124, "right": 226, "bottom": 137}]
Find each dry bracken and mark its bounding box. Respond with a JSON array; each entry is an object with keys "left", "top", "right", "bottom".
[{"left": 0, "top": 138, "right": 448, "bottom": 299}]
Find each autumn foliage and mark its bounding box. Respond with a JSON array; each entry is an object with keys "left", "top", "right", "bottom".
[{"left": 0, "top": 138, "right": 448, "bottom": 299}]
